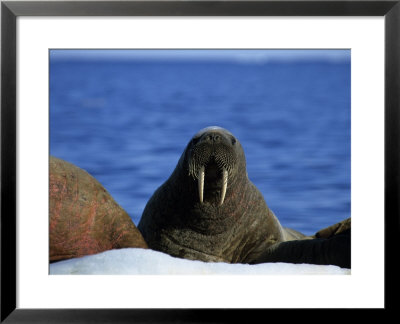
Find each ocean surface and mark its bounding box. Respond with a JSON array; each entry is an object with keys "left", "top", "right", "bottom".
[{"left": 50, "top": 57, "right": 350, "bottom": 235}]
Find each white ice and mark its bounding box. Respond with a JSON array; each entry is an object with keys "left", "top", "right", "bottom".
[{"left": 49, "top": 248, "right": 350, "bottom": 275}]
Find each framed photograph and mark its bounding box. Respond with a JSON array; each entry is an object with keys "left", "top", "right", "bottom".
[{"left": 1, "top": 0, "right": 398, "bottom": 321}]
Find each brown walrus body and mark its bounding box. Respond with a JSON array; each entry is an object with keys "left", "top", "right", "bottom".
[
  {"left": 50, "top": 156, "right": 148, "bottom": 263},
  {"left": 138, "top": 126, "right": 304, "bottom": 263}
]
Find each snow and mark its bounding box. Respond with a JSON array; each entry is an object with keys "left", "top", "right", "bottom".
[{"left": 49, "top": 248, "right": 350, "bottom": 275}]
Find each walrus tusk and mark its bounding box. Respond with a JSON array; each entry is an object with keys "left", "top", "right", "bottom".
[
  {"left": 198, "top": 166, "right": 205, "bottom": 203},
  {"left": 220, "top": 168, "right": 228, "bottom": 206}
]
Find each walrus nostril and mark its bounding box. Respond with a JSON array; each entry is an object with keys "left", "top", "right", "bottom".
[{"left": 203, "top": 133, "right": 221, "bottom": 143}]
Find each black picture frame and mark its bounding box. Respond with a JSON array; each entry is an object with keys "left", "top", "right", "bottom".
[{"left": 1, "top": 0, "right": 399, "bottom": 321}]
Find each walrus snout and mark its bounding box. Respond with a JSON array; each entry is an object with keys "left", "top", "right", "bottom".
[{"left": 187, "top": 127, "right": 239, "bottom": 206}]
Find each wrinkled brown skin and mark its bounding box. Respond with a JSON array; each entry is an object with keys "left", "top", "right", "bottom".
[
  {"left": 138, "top": 127, "right": 305, "bottom": 264},
  {"left": 50, "top": 156, "right": 148, "bottom": 263}
]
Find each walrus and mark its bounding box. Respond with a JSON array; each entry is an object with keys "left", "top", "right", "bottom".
[
  {"left": 49, "top": 156, "right": 148, "bottom": 263},
  {"left": 138, "top": 126, "right": 350, "bottom": 267},
  {"left": 138, "top": 126, "right": 308, "bottom": 264}
]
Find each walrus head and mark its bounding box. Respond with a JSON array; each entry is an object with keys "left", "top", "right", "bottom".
[{"left": 183, "top": 126, "right": 245, "bottom": 207}]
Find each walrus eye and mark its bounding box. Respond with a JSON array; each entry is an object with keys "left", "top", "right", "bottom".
[
  {"left": 191, "top": 137, "right": 201, "bottom": 145},
  {"left": 230, "top": 136, "right": 236, "bottom": 145}
]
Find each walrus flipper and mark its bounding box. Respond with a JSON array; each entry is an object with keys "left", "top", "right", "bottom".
[
  {"left": 313, "top": 218, "right": 351, "bottom": 239},
  {"left": 253, "top": 219, "right": 351, "bottom": 268}
]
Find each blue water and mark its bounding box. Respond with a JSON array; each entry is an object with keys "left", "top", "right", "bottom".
[{"left": 50, "top": 56, "right": 350, "bottom": 236}]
